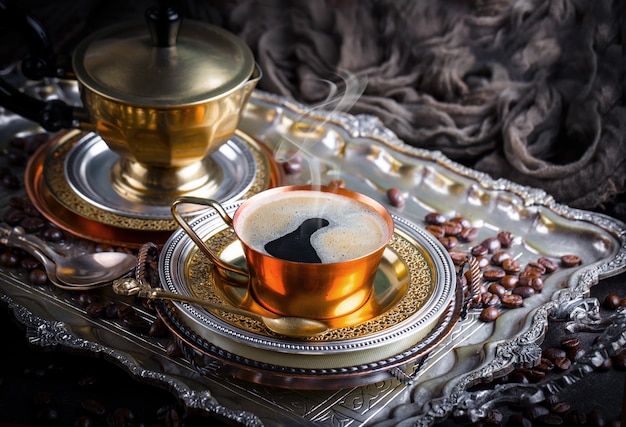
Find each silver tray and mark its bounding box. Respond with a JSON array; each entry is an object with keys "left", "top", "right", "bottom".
[{"left": 1, "top": 80, "right": 625, "bottom": 426}]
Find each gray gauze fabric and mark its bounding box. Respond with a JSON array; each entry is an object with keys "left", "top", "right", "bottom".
[{"left": 225, "top": 0, "right": 625, "bottom": 217}]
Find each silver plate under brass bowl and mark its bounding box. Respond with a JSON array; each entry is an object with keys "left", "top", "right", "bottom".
[
  {"left": 38, "top": 129, "right": 280, "bottom": 232},
  {"left": 62, "top": 132, "right": 257, "bottom": 219},
  {"left": 157, "top": 201, "right": 458, "bottom": 386}
]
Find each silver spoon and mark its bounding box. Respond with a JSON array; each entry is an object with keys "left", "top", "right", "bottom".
[
  {"left": 112, "top": 278, "right": 329, "bottom": 339},
  {"left": 1, "top": 225, "right": 136, "bottom": 290}
]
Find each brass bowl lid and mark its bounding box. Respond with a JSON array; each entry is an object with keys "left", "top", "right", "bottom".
[{"left": 71, "top": 7, "right": 255, "bottom": 107}]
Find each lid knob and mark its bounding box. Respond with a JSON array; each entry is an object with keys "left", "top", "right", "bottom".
[{"left": 145, "top": 5, "right": 182, "bottom": 47}]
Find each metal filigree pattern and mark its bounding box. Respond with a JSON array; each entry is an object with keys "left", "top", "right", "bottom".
[{"left": 186, "top": 229, "right": 433, "bottom": 340}]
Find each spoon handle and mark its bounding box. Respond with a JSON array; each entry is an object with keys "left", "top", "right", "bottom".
[{"left": 140, "top": 287, "right": 267, "bottom": 321}]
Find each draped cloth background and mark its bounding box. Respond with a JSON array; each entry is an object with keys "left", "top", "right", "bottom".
[{"left": 2, "top": 0, "right": 625, "bottom": 221}]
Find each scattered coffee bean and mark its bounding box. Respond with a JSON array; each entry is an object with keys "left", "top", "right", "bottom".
[
  {"left": 560, "top": 254, "right": 582, "bottom": 267},
  {"left": 497, "top": 230, "right": 515, "bottom": 247},
  {"left": 28, "top": 268, "right": 48, "bottom": 286},
  {"left": 603, "top": 294, "right": 621, "bottom": 309},
  {"left": 479, "top": 306, "right": 500, "bottom": 322},
  {"left": 386, "top": 187, "right": 405, "bottom": 207},
  {"left": 425, "top": 212, "right": 446, "bottom": 226}
]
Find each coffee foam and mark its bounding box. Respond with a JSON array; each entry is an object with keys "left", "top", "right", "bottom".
[{"left": 236, "top": 191, "right": 390, "bottom": 263}]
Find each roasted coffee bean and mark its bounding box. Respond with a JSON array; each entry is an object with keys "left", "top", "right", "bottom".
[
  {"left": 117, "top": 304, "right": 136, "bottom": 319},
  {"left": 3, "top": 208, "right": 25, "bottom": 225},
  {"left": 499, "top": 274, "right": 519, "bottom": 289},
  {"left": 479, "top": 306, "right": 500, "bottom": 322},
  {"left": 29, "top": 268, "right": 48, "bottom": 285},
  {"left": 0, "top": 251, "right": 20, "bottom": 268},
  {"left": 488, "top": 283, "right": 506, "bottom": 297},
  {"left": 166, "top": 341, "right": 183, "bottom": 357},
  {"left": 560, "top": 254, "right": 581, "bottom": 267},
  {"left": 512, "top": 286, "right": 535, "bottom": 298},
  {"left": 480, "top": 237, "right": 501, "bottom": 253},
  {"left": 560, "top": 337, "right": 580, "bottom": 351},
  {"left": 476, "top": 255, "right": 491, "bottom": 269},
  {"left": 496, "top": 230, "right": 515, "bottom": 247},
  {"left": 501, "top": 293, "right": 523, "bottom": 308},
  {"left": 567, "top": 347, "right": 586, "bottom": 361},
  {"left": 448, "top": 251, "right": 468, "bottom": 265},
  {"left": 425, "top": 212, "right": 446, "bottom": 226},
  {"left": 81, "top": 399, "right": 106, "bottom": 415},
  {"left": 526, "top": 261, "right": 546, "bottom": 275},
  {"left": 535, "top": 359, "right": 554, "bottom": 372},
  {"left": 502, "top": 258, "right": 522, "bottom": 273},
  {"left": 386, "top": 187, "right": 405, "bottom": 207},
  {"left": 85, "top": 302, "right": 105, "bottom": 318},
  {"left": 553, "top": 356, "right": 571, "bottom": 371},
  {"left": 42, "top": 227, "right": 64, "bottom": 242},
  {"left": 426, "top": 225, "right": 445, "bottom": 239},
  {"left": 483, "top": 269, "right": 506, "bottom": 281},
  {"left": 20, "top": 216, "right": 45, "bottom": 233},
  {"left": 550, "top": 401, "right": 571, "bottom": 414},
  {"left": 603, "top": 294, "right": 621, "bottom": 309},
  {"left": 481, "top": 292, "right": 500, "bottom": 307},
  {"left": 537, "top": 257, "right": 559, "bottom": 273},
  {"left": 148, "top": 318, "right": 169, "bottom": 337},
  {"left": 543, "top": 347, "right": 567, "bottom": 361},
  {"left": 104, "top": 302, "right": 121, "bottom": 319},
  {"left": 449, "top": 216, "right": 471, "bottom": 228},
  {"left": 491, "top": 250, "right": 512, "bottom": 266},
  {"left": 458, "top": 226, "right": 478, "bottom": 242},
  {"left": 78, "top": 293, "right": 98, "bottom": 308},
  {"left": 471, "top": 245, "right": 489, "bottom": 257},
  {"left": 282, "top": 153, "right": 302, "bottom": 174},
  {"left": 438, "top": 236, "right": 458, "bottom": 250},
  {"left": 442, "top": 221, "right": 462, "bottom": 236},
  {"left": 20, "top": 256, "right": 39, "bottom": 270}
]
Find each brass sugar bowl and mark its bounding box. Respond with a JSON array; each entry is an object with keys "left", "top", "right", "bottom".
[{"left": 0, "top": 4, "right": 260, "bottom": 203}]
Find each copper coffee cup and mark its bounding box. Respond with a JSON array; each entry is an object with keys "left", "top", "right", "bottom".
[{"left": 171, "top": 185, "right": 394, "bottom": 319}]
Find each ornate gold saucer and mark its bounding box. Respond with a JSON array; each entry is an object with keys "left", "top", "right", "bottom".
[
  {"left": 25, "top": 130, "right": 282, "bottom": 247},
  {"left": 156, "top": 201, "right": 461, "bottom": 388}
]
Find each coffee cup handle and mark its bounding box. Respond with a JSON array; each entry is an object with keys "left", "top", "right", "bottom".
[{"left": 171, "top": 197, "right": 249, "bottom": 284}]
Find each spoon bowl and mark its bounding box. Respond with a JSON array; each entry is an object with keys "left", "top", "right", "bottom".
[
  {"left": 1, "top": 225, "right": 136, "bottom": 289},
  {"left": 113, "top": 278, "right": 329, "bottom": 339}
]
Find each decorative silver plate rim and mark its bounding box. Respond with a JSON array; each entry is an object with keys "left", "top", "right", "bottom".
[{"left": 62, "top": 132, "right": 257, "bottom": 219}]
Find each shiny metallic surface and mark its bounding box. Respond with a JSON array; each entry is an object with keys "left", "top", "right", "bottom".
[
  {"left": 171, "top": 185, "right": 397, "bottom": 320},
  {"left": 1, "top": 86, "right": 625, "bottom": 424},
  {"left": 72, "top": 20, "right": 255, "bottom": 106},
  {"left": 60, "top": 131, "right": 257, "bottom": 218},
  {"left": 160, "top": 200, "right": 456, "bottom": 373}
]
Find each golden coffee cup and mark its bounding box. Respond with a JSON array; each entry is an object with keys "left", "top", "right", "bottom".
[{"left": 171, "top": 185, "right": 395, "bottom": 319}]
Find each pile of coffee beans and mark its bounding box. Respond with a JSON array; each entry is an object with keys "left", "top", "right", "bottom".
[{"left": 421, "top": 211, "right": 581, "bottom": 322}]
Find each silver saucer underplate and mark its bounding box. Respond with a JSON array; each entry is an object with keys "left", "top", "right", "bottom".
[
  {"left": 61, "top": 132, "right": 257, "bottom": 220},
  {"left": 157, "top": 201, "right": 460, "bottom": 388}
]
